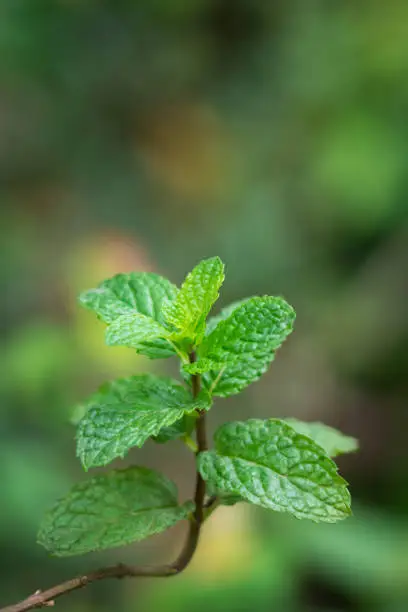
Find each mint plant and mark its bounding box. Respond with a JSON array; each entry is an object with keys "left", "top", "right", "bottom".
[{"left": 2, "top": 257, "right": 357, "bottom": 612}]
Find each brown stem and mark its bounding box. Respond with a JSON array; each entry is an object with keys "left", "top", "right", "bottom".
[
  {"left": 1, "top": 353, "right": 207, "bottom": 612},
  {"left": 0, "top": 564, "right": 176, "bottom": 612},
  {"left": 170, "top": 352, "right": 206, "bottom": 572}
]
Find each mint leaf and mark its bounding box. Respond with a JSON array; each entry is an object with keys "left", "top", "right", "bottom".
[
  {"left": 70, "top": 379, "right": 125, "bottom": 426},
  {"left": 162, "top": 257, "right": 224, "bottom": 342},
  {"left": 38, "top": 467, "right": 194, "bottom": 556},
  {"left": 79, "top": 272, "right": 178, "bottom": 359},
  {"left": 206, "top": 482, "right": 242, "bottom": 506},
  {"left": 134, "top": 339, "right": 176, "bottom": 359},
  {"left": 105, "top": 314, "right": 169, "bottom": 349},
  {"left": 152, "top": 414, "right": 196, "bottom": 444},
  {"left": 284, "top": 419, "right": 359, "bottom": 457},
  {"left": 198, "top": 419, "right": 351, "bottom": 523},
  {"left": 182, "top": 358, "right": 221, "bottom": 375},
  {"left": 77, "top": 374, "right": 211, "bottom": 469},
  {"left": 79, "top": 272, "right": 178, "bottom": 324},
  {"left": 205, "top": 298, "right": 250, "bottom": 335},
  {"left": 199, "top": 296, "right": 295, "bottom": 396}
]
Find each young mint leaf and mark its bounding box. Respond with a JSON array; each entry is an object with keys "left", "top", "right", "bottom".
[
  {"left": 214, "top": 493, "right": 243, "bottom": 506},
  {"left": 76, "top": 374, "right": 211, "bottom": 469},
  {"left": 162, "top": 257, "right": 225, "bottom": 343},
  {"left": 182, "top": 358, "right": 221, "bottom": 375},
  {"left": 134, "top": 339, "right": 176, "bottom": 359},
  {"left": 205, "top": 298, "right": 250, "bottom": 335},
  {"left": 79, "top": 272, "right": 178, "bottom": 324},
  {"left": 152, "top": 414, "right": 196, "bottom": 444},
  {"left": 79, "top": 272, "right": 178, "bottom": 359},
  {"left": 198, "top": 296, "right": 295, "bottom": 396},
  {"left": 197, "top": 419, "right": 351, "bottom": 523},
  {"left": 38, "top": 467, "right": 194, "bottom": 556},
  {"left": 195, "top": 389, "right": 213, "bottom": 411},
  {"left": 284, "top": 419, "right": 359, "bottom": 457},
  {"left": 105, "top": 313, "right": 169, "bottom": 349}
]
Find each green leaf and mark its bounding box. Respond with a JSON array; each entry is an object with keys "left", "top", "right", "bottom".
[
  {"left": 205, "top": 298, "right": 250, "bottom": 335},
  {"left": 70, "top": 402, "right": 89, "bottom": 426},
  {"left": 199, "top": 296, "right": 295, "bottom": 396},
  {"left": 105, "top": 313, "right": 169, "bottom": 349},
  {"left": 70, "top": 380, "right": 122, "bottom": 425},
  {"left": 79, "top": 272, "right": 178, "bottom": 358},
  {"left": 195, "top": 389, "right": 213, "bottom": 411},
  {"left": 283, "top": 419, "right": 359, "bottom": 457},
  {"left": 215, "top": 493, "right": 243, "bottom": 506},
  {"left": 38, "top": 467, "right": 194, "bottom": 556},
  {"left": 77, "top": 375, "right": 211, "bottom": 469},
  {"left": 79, "top": 272, "right": 178, "bottom": 324},
  {"left": 198, "top": 419, "right": 351, "bottom": 523},
  {"left": 134, "top": 338, "right": 176, "bottom": 360},
  {"left": 162, "top": 257, "right": 225, "bottom": 342},
  {"left": 182, "top": 358, "right": 221, "bottom": 375},
  {"left": 208, "top": 416, "right": 358, "bottom": 504},
  {"left": 206, "top": 483, "right": 243, "bottom": 507},
  {"left": 152, "top": 414, "right": 196, "bottom": 444}
]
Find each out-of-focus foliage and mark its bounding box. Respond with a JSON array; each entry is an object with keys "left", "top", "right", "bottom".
[{"left": 1, "top": 0, "right": 408, "bottom": 610}]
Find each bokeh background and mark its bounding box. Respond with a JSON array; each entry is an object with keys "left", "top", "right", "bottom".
[{"left": 2, "top": 1, "right": 408, "bottom": 610}]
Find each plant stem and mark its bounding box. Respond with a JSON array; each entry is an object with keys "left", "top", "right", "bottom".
[
  {"left": 0, "top": 353, "right": 207, "bottom": 612},
  {"left": 173, "top": 351, "right": 207, "bottom": 570}
]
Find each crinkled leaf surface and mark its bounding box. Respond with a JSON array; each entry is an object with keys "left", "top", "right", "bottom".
[
  {"left": 77, "top": 375, "right": 211, "bottom": 469},
  {"left": 199, "top": 296, "right": 295, "bottom": 396},
  {"left": 284, "top": 419, "right": 359, "bottom": 457},
  {"left": 79, "top": 272, "right": 177, "bottom": 324},
  {"left": 205, "top": 298, "right": 250, "bottom": 335},
  {"left": 38, "top": 467, "right": 194, "bottom": 556},
  {"left": 105, "top": 314, "right": 169, "bottom": 349},
  {"left": 198, "top": 419, "right": 351, "bottom": 523},
  {"left": 79, "top": 272, "right": 178, "bottom": 358},
  {"left": 182, "top": 358, "right": 221, "bottom": 375},
  {"left": 162, "top": 257, "right": 224, "bottom": 342}
]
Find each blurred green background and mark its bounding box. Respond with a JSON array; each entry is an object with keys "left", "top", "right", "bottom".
[{"left": 2, "top": 1, "right": 408, "bottom": 610}]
